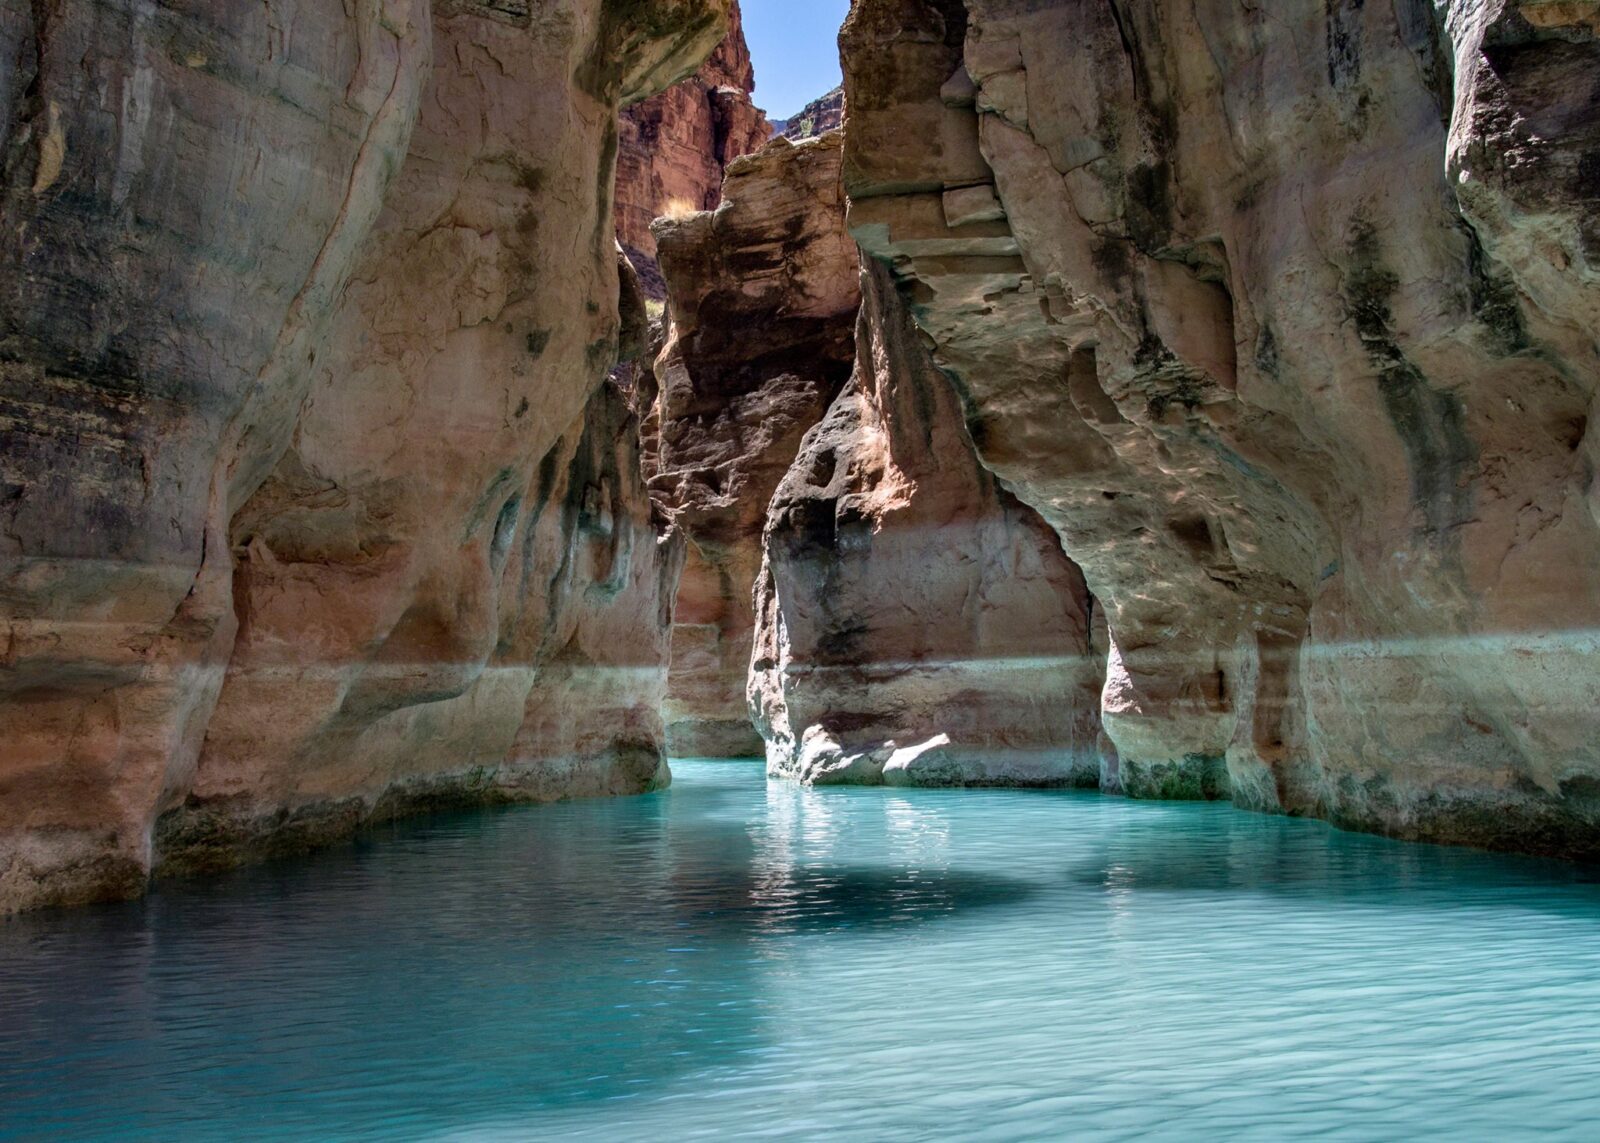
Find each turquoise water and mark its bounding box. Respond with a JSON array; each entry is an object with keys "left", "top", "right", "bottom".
[{"left": 5, "top": 761, "right": 1600, "bottom": 1141}]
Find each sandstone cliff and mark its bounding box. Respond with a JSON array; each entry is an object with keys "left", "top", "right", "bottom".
[
  {"left": 780, "top": 86, "right": 846, "bottom": 141},
  {"left": 617, "top": 1, "right": 772, "bottom": 298},
  {"left": 0, "top": 0, "right": 731, "bottom": 912},
  {"left": 840, "top": 0, "right": 1600, "bottom": 849},
  {"left": 652, "top": 133, "right": 861, "bottom": 757},
  {"left": 751, "top": 259, "right": 1104, "bottom": 786}
]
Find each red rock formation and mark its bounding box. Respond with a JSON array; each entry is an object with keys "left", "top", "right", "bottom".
[
  {"left": 616, "top": 2, "right": 773, "bottom": 298},
  {"left": 0, "top": 0, "right": 733, "bottom": 913},
  {"left": 780, "top": 86, "right": 846, "bottom": 141},
  {"left": 751, "top": 259, "right": 1104, "bottom": 786},
  {"left": 0, "top": 0, "right": 433, "bottom": 912},
  {"left": 160, "top": 364, "right": 682, "bottom": 873},
  {"left": 840, "top": 0, "right": 1600, "bottom": 845},
  {"left": 652, "top": 134, "right": 861, "bottom": 757}
]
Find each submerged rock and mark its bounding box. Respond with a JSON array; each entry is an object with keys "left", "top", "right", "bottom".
[
  {"left": 839, "top": 0, "right": 1600, "bottom": 850},
  {"left": 751, "top": 259, "right": 1104, "bottom": 787}
]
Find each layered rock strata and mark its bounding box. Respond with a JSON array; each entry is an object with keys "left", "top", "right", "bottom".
[
  {"left": 652, "top": 133, "right": 861, "bottom": 757},
  {"left": 840, "top": 0, "right": 1600, "bottom": 848},
  {"left": 616, "top": 1, "right": 772, "bottom": 298},
  {"left": 780, "top": 86, "right": 846, "bottom": 141},
  {"left": 751, "top": 259, "right": 1104, "bottom": 786},
  {"left": 0, "top": 0, "right": 730, "bottom": 912},
  {"left": 161, "top": 362, "right": 682, "bottom": 875}
]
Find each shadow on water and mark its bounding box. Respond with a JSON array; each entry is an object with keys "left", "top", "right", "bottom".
[
  {"left": 1065, "top": 800, "right": 1600, "bottom": 921},
  {"left": 676, "top": 860, "right": 1037, "bottom": 933},
  {"left": 0, "top": 769, "right": 1034, "bottom": 1141}
]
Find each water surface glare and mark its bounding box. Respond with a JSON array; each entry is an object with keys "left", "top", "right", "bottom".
[{"left": 5, "top": 760, "right": 1600, "bottom": 1140}]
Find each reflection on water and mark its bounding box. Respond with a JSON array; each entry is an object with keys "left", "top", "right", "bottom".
[{"left": 4, "top": 762, "right": 1600, "bottom": 1140}]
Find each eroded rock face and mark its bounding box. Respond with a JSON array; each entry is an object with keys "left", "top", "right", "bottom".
[
  {"left": 160, "top": 367, "right": 682, "bottom": 874},
  {"left": 751, "top": 259, "right": 1103, "bottom": 787},
  {"left": 0, "top": 0, "right": 433, "bottom": 912},
  {"left": 652, "top": 133, "right": 861, "bottom": 757},
  {"left": 841, "top": 0, "right": 1600, "bottom": 848},
  {"left": 780, "top": 86, "right": 846, "bottom": 141},
  {"left": 616, "top": 0, "right": 772, "bottom": 298},
  {"left": 0, "top": 0, "right": 730, "bottom": 912}
]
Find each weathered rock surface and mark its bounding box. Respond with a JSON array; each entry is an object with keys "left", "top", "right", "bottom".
[
  {"left": 0, "top": 0, "right": 433, "bottom": 912},
  {"left": 781, "top": 86, "right": 846, "bottom": 141},
  {"left": 752, "top": 258, "right": 1103, "bottom": 786},
  {"left": 160, "top": 366, "right": 682, "bottom": 875},
  {"left": 0, "top": 0, "right": 730, "bottom": 912},
  {"left": 617, "top": 1, "right": 772, "bottom": 298},
  {"left": 841, "top": 0, "right": 1600, "bottom": 847},
  {"left": 652, "top": 133, "right": 861, "bottom": 757}
]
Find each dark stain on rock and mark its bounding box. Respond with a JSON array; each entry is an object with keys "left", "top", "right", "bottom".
[
  {"left": 1579, "top": 151, "right": 1600, "bottom": 261},
  {"left": 1091, "top": 235, "right": 1132, "bottom": 283},
  {"left": 1578, "top": 150, "right": 1600, "bottom": 197},
  {"left": 1462, "top": 222, "right": 1529, "bottom": 355},
  {"left": 1121, "top": 753, "right": 1231, "bottom": 801},
  {"left": 444, "top": 0, "right": 532, "bottom": 27},
  {"left": 1344, "top": 219, "right": 1476, "bottom": 538},
  {"left": 1255, "top": 323, "right": 1281, "bottom": 379},
  {"left": 1392, "top": 0, "right": 1453, "bottom": 122},
  {"left": 1125, "top": 160, "right": 1173, "bottom": 254},
  {"left": 1325, "top": 0, "right": 1366, "bottom": 88}
]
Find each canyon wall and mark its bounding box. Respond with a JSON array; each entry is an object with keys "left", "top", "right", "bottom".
[
  {"left": 840, "top": 0, "right": 1600, "bottom": 850},
  {"left": 751, "top": 259, "right": 1104, "bottom": 786},
  {"left": 779, "top": 86, "right": 846, "bottom": 141},
  {"left": 651, "top": 134, "right": 861, "bottom": 757},
  {"left": 0, "top": 0, "right": 730, "bottom": 912},
  {"left": 616, "top": 2, "right": 772, "bottom": 298},
  {"left": 650, "top": 131, "right": 1101, "bottom": 781}
]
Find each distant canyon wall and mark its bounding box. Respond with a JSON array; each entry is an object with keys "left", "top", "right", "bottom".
[
  {"left": 616, "top": 2, "right": 771, "bottom": 298},
  {"left": 750, "top": 258, "right": 1105, "bottom": 787},
  {"left": 650, "top": 133, "right": 1103, "bottom": 781},
  {"left": 0, "top": 0, "right": 731, "bottom": 913},
  {"left": 838, "top": 0, "right": 1600, "bottom": 851},
  {"left": 778, "top": 86, "right": 845, "bottom": 141},
  {"left": 651, "top": 134, "right": 861, "bottom": 758}
]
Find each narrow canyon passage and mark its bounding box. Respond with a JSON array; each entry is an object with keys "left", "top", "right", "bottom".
[
  {"left": 6, "top": 760, "right": 1600, "bottom": 1139},
  {"left": 3, "top": 0, "right": 1600, "bottom": 1135}
]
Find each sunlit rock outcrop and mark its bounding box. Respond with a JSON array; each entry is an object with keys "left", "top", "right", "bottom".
[
  {"left": 652, "top": 133, "right": 861, "bottom": 757},
  {"left": 616, "top": 0, "right": 772, "bottom": 298},
  {"left": 0, "top": 0, "right": 730, "bottom": 911},
  {"left": 751, "top": 259, "right": 1103, "bottom": 787},
  {"left": 779, "top": 86, "right": 846, "bottom": 141},
  {"left": 840, "top": 0, "right": 1600, "bottom": 847}
]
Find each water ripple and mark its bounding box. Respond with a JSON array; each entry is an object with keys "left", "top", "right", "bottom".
[{"left": 3, "top": 762, "right": 1600, "bottom": 1140}]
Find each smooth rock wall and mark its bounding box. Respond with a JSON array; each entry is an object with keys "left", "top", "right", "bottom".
[
  {"left": 0, "top": 0, "right": 731, "bottom": 912},
  {"left": 840, "top": 0, "right": 1600, "bottom": 849},
  {"left": 0, "top": 0, "right": 433, "bottom": 911},
  {"left": 160, "top": 367, "right": 682, "bottom": 874}
]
